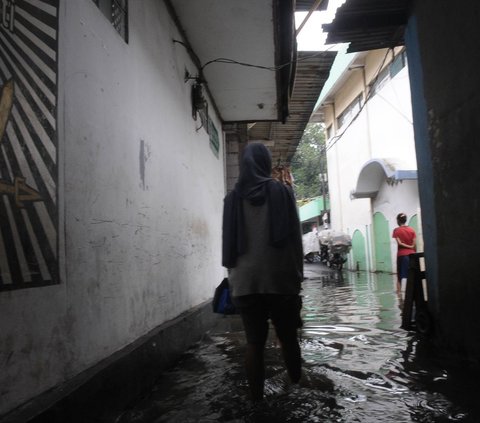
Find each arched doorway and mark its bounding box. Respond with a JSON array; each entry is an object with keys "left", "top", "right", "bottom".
[{"left": 351, "top": 230, "right": 367, "bottom": 271}]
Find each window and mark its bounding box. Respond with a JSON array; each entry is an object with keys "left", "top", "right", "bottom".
[
  {"left": 370, "top": 66, "right": 390, "bottom": 96},
  {"left": 370, "top": 50, "right": 408, "bottom": 95},
  {"left": 390, "top": 50, "right": 407, "bottom": 78},
  {"left": 326, "top": 125, "right": 333, "bottom": 139},
  {"left": 337, "top": 95, "right": 362, "bottom": 129},
  {"left": 92, "top": 0, "right": 128, "bottom": 42}
]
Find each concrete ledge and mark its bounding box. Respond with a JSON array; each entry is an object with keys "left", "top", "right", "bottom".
[{"left": 1, "top": 300, "right": 220, "bottom": 423}]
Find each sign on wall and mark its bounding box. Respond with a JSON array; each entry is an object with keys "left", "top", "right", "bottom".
[{"left": 0, "top": 0, "right": 59, "bottom": 290}]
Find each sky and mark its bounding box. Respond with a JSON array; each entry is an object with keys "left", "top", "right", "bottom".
[{"left": 294, "top": 0, "right": 346, "bottom": 51}]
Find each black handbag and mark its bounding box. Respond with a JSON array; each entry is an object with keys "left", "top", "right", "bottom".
[{"left": 212, "top": 278, "right": 237, "bottom": 315}]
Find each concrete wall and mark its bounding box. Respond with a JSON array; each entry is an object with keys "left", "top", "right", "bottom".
[
  {"left": 367, "top": 67, "right": 417, "bottom": 167},
  {"left": 224, "top": 124, "right": 248, "bottom": 192},
  {"left": 0, "top": 0, "right": 225, "bottom": 416},
  {"left": 410, "top": 0, "right": 480, "bottom": 363},
  {"left": 327, "top": 111, "right": 371, "bottom": 231}
]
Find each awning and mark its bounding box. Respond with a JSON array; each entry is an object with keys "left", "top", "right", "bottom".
[
  {"left": 351, "top": 158, "right": 417, "bottom": 199},
  {"left": 299, "top": 196, "right": 329, "bottom": 222}
]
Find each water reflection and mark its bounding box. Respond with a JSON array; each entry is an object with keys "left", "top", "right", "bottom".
[{"left": 119, "top": 264, "right": 480, "bottom": 422}]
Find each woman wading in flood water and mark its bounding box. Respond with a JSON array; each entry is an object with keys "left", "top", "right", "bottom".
[{"left": 222, "top": 143, "right": 304, "bottom": 401}]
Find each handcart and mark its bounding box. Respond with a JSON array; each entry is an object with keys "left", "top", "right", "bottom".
[{"left": 324, "top": 231, "right": 352, "bottom": 270}]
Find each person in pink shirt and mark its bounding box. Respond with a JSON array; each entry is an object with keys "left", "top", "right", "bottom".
[{"left": 392, "top": 213, "right": 416, "bottom": 294}]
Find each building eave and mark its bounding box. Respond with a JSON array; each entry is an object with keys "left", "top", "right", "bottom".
[{"left": 167, "top": 0, "right": 297, "bottom": 123}]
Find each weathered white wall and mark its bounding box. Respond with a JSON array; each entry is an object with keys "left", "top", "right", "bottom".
[
  {"left": 0, "top": 0, "right": 225, "bottom": 415},
  {"left": 368, "top": 66, "right": 417, "bottom": 167},
  {"left": 327, "top": 111, "right": 371, "bottom": 237}
]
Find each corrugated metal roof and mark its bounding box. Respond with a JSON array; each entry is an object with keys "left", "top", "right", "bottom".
[
  {"left": 248, "top": 51, "right": 337, "bottom": 164},
  {"left": 296, "top": 0, "right": 329, "bottom": 12},
  {"left": 323, "top": 0, "right": 409, "bottom": 53}
]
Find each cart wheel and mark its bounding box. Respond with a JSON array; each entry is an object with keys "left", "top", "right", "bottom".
[{"left": 415, "top": 309, "right": 432, "bottom": 335}]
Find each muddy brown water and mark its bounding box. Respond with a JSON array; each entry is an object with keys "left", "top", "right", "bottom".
[{"left": 118, "top": 264, "right": 480, "bottom": 422}]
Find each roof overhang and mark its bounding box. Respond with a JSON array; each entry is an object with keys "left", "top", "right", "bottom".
[
  {"left": 351, "top": 158, "right": 417, "bottom": 199},
  {"left": 246, "top": 51, "right": 337, "bottom": 164},
  {"left": 322, "top": 0, "right": 410, "bottom": 53},
  {"left": 167, "top": 0, "right": 296, "bottom": 122},
  {"left": 313, "top": 49, "right": 367, "bottom": 116}
]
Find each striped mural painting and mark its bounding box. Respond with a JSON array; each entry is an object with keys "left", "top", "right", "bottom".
[{"left": 0, "top": 0, "right": 59, "bottom": 290}]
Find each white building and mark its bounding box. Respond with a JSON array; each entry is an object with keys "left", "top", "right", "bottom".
[{"left": 315, "top": 46, "right": 422, "bottom": 272}]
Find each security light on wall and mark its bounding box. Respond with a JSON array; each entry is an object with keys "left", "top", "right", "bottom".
[
  {"left": 191, "top": 82, "right": 209, "bottom": 132},
  {"left": 192, "top": 83, "right": 207, "bottom": 112},
  {"left": 184, "top": 68, "right": 208, "bottom": 131}
]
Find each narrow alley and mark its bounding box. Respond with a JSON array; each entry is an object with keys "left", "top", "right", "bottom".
[
  {"left": 115, "top": 264, "right": 480, "bottom": 423},
  {"left": 3, "top": 1, "right": 480, "bottom": 421}
]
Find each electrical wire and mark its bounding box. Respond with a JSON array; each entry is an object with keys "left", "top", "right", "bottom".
[
  {"left": 201, "top": 57, "right": 280, "bottom": 72},
  {"left": 378, "top": 69, "right": 414, "bottom": 125},
  {"left": 173, "top": 39, "right": 338, "bottom": 74},
  {"left": 376, "top": 92, "right": 413, "bottom": 125},
  {"left": 325, "top": 47, "right": 393, "bottom": 152},
  {"left": 201, "top": 46, "right": 338, "bottom": 72}
]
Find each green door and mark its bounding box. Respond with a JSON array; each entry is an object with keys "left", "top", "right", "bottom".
[
  {"left": 373, "top": 212, "right": 393, "bottom": 273},
  {"left": 409, "top": 214, "right": 419, "bottom": 234},
  {"left": 351, "top": 230, "right": 367, "bottom": 271}
]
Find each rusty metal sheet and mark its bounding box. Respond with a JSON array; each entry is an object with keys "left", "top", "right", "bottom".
[{"left": 323, "top": 0, "right": 409, "bottom": 53}]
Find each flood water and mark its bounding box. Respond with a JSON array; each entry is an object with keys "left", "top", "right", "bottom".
[{"left": 118, "top": 264, "right": 480, "bottom": 422}]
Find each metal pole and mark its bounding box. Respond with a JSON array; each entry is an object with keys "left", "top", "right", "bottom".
[{"left": 296, "top": 0, "right": 325, "bottom": 36}]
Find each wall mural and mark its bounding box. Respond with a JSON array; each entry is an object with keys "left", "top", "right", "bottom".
[{"left": 0, "top": 0, "right": 59, "bottom": 290}]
